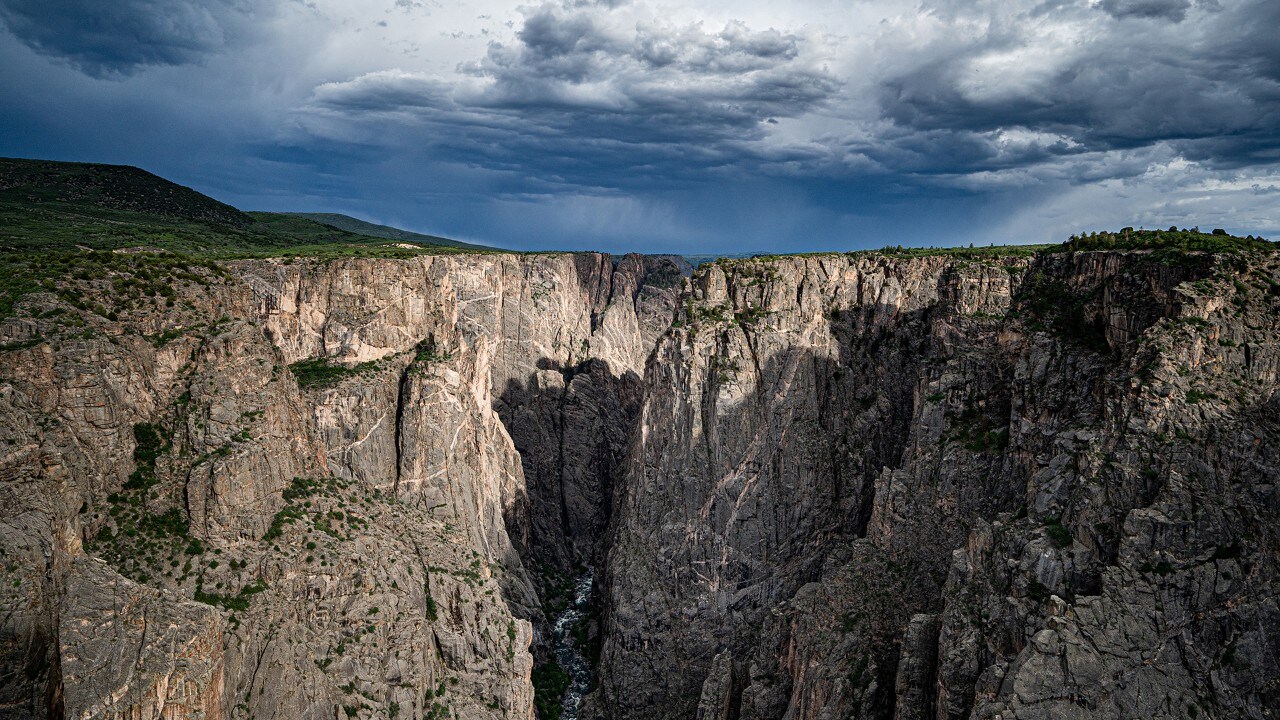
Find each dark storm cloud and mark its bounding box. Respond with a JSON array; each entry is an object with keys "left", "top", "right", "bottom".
[
  {"left": 291, "top": 0, "right": 1280, "bottom": 204},
  {"left": 0, "top": 0, "right": 254, "bottom": 77},
  {"left": 1099, "top": 0, "right": 1192, "bottom": 21},
  {"left": 875, "top": 0, "right": 1280, "bottom": 178},
  {"left": 2, "top": 0, "right": 1278, "bottom": 252},
  {"left": 302, "top": 2, "right": 838, "bottom": 190}
]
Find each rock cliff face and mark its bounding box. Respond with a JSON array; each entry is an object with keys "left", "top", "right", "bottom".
[
  {"left": 1, "top": 247, "right": 1277, "bottom": 720},
  {"left": 590, "top": 251, "right": 1280, "bottom": 720},
  {"left": 0, "top": 251, "right": 685, "bottom": 720}
]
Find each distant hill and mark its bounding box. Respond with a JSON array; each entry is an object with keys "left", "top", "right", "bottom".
[
  {"left": 0, "top": 157, "right": 252, "bottom": 228},
  {"left": 281, "top": 213, "right": 491, "bottom": 251},
  {"left": 0, "top": 157, "right": 495, "bottom": 258}
]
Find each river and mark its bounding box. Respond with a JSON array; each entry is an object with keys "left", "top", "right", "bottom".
[{"left": 550, "top": 568, "right": 595, "bottom": 720}]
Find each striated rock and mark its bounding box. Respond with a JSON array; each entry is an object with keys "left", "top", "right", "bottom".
[
  {"left": 60, "top": 557, "right": 226, "bottom": 720},
  {"left": 0, "top": 250, "right": 685, "bottom": 719},
  {"left": 696, "top": 652, "right": 742, "bottom": 720},
  {"left": 2, "top": 245, "right": 1278, "bottom": 720},
  {"left": 893, "top": 614, "right": 939, "bottom": 720},
  {"left": 593, "top": 250, "right": 1280, "bottom": 720}
]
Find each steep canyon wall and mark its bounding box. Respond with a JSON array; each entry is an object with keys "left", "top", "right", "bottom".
[
  {"left": 592, "top": 251, "right": 1280, "bottom": 720},
  {"left": 0, "top": 248, "right": 1276, "bottom": 720},
  {"left": 0, "top": 252, "right": 684, "bottom": 719}
]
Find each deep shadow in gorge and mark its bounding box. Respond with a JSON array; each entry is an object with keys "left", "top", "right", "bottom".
[
  {"left": 494, "top": 262, "right": 1042, "bottom": 719},
  {"left": 492, "top": 355, "right": 654, "bottom": 719},
  {"left": 588, "top": 306, "right": 1025, "bottom": 720},
  {"left": 16, "top": 227, "right": 1278, "bottom": 720},
  {"left": 496, "top": 359, "right": 643, "bottom": 575},
  {"left": 579, "top": 251, "right": 1225, "bottom": 720},
  {"left": 489, "top": 253, "right": 690, "bottom": 645},
  {"left": 493, "top": 249, "right": 1275, "bottom": 720}
]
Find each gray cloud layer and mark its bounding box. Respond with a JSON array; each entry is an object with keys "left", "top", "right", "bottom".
[
  {"left": 876, "top": 0, "right": 1280, "bottom": 175},
  {"left": 302, "top": 4, "right": 840, "bottom": 189},
  {"left": 0, "top": 0, "right": 1277, "bottom": 251},
  {"left": 0, "top": 0, "right": 259, "bottom": 76}
]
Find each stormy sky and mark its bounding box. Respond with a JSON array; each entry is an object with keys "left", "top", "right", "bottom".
[{"left": 1, "top": 0, "right": 1277, "bottom": 252}]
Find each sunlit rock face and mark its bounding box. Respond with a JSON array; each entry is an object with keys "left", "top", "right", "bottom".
[
  {"left": 2, "top": 248, "right": 1279, "bottom": 720},
  {"left": 0, "top": 251, "right": 686, "bottom": 720}
]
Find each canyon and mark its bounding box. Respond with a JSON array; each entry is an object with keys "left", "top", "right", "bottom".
[{"left": 0, "top": 243, "right": 1278, "bottom": 720}]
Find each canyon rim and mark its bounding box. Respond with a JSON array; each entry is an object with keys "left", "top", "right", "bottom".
[{"left": 0, "top": 162, "right": 1278, "bottom": 720}]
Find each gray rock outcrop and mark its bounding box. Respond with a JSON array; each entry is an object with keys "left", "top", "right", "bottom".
[
  {"left": 591, "top": 251, "right": 1280, "bottom": 720},
  {"left": 1, "top": 246, "right": 1277, "bottom": 720}
]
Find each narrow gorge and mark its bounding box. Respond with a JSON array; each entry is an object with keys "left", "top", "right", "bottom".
[{"left": 1, "top": 244, "right": 1277, "bottom": 720}]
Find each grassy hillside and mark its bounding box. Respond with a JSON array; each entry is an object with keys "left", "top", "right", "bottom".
[
  {"left": 281, "top": 212, "right": 491, "bottom": 250},
  {"left": 0, "top": 157, "right": 251, "bottom": 228},
  {"left": 0, "top": 157, "right": 501, "bottom": 323},
  {"left": 0, "top": 157, "right": 493, "bottom": 258}
]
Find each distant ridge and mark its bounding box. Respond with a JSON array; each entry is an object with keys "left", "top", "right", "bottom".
[
  {"left": 0, "top": 157, "right": 495, "bottom": 257},
  {"left": 282, "top": 213, "right": 491, "bottom": 251},
  {"left": 0, "top": 157, "right": 252, "bottom": 228}
]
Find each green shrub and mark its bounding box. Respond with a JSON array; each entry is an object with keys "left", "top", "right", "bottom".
[
  {"left": 1186, "top": 389, "right": 1217, "bottom": 403},
  {"left": 1043, "top": 517, "right": 1072, "bottom": 548},
  {"left": 414, "top": 337, "right": 452, "bottom": 365},
  {"left": 532, "top": 659, "right": 570, "bottom": 720},
  {"left": 194, "top": 578, "right": 267, "bottom": 611},
  {"left": 262, "top": 506, "right": 304, "bottom": 541},
  {"left": 424, "top": 588, "right": 438, "bottom": 622},
  {"left": 1015, "top": 271, "right": 1109, "bottom": 352},
  {"left": 123, "top": 423, "right": 168, "bottom": 490},
  {"left": 1211, "top": 543, "right": 1241, "bottom": 560},
  {"left": 1027, "top": 579, "right": 1052, "bottom": 603},
  {"left": 289, "top": 358, "right": 380, "bottom": 389},
  {"left": 1063, "top": 228, "right": 1272, "bottom": 254},
  {"left": 1139, "top": 560, "right": 1175, "bottom": 576}
]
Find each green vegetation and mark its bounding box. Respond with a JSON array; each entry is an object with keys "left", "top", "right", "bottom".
[
  {"left": 572, "top": 615, "right": 603, "bottom": 675},
  {"left": 1027, "top": 578, "right": 1053, "bottom": 603},
  {"left": 708, "top": 226, "right": 1272, "bottom": 267},
  {"left": 87, "top": 423, "right": 183, "bottom": 572},
  {"left": 263, "top": 506, "right": 306, "bottom": 541},
  {"left": 413, "top": 336, "right": 453, "bottom": 365},
  {"left": 1139, "top": 560, "right": 1175, "bottom": 576},
  {"left": 125, "top": 423, "right": 168, "bottom": 490},
  {"left": 0, "top": 158, "right": 490, "bottom": 259},
  {"left": 283, "top": 476, "right": 326, "bottom": 501},
  {"left": 864, "top": 243, "right": 1052, "bottom": 260},
  {"left": 1043, "top": 517, "right": 1073, "bottom": 548},
  {"left": 946, "top": 408, "right": 1010, "bottom": 453},
  {"left": 281, "top": 212, "right": 489, "bottom": 250},
  {"left": 643, "top": 262, "right": 685, "bottom": 288},
  {"left": 0, "top": 247, "right": 227, "bottom": 322},
  {"left": 289, "top": 357, "right": 384, "bottom": 389},
  {"left": 1211, "top": 543, "right": 1241, "bottom": 560},
  {"left": 532, "top": 659, "right": 571, "bottom": 720},
  {"left": 1014, "top": 271, "right": 1110, "bottom": 352},
  {"left": 538, "top": 563, "right": 578, "bottom": 617},
  {"left": 1064, "top": 227, "right": 1273, "bottom": 254},
  {"left": 194, "top": 577, "right": 268, "bottom": 611},
  {"left": 263, "top": 476, "right": 364, "bottom": 544},
  {"left": 0, "top": 157, "right": 249, "bottom": 227},
  {"left": 862, "top": 227, "right": 1271, "bottom": 261},
  {"left": 423, "top": 575, "right": 440, "bottom": 621},
  {"left": 1185, "top": 389, "right": 1217, "bottom": 404},
  {"left": 0, "top": 158, "right": 503, "bottom": 321}
]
